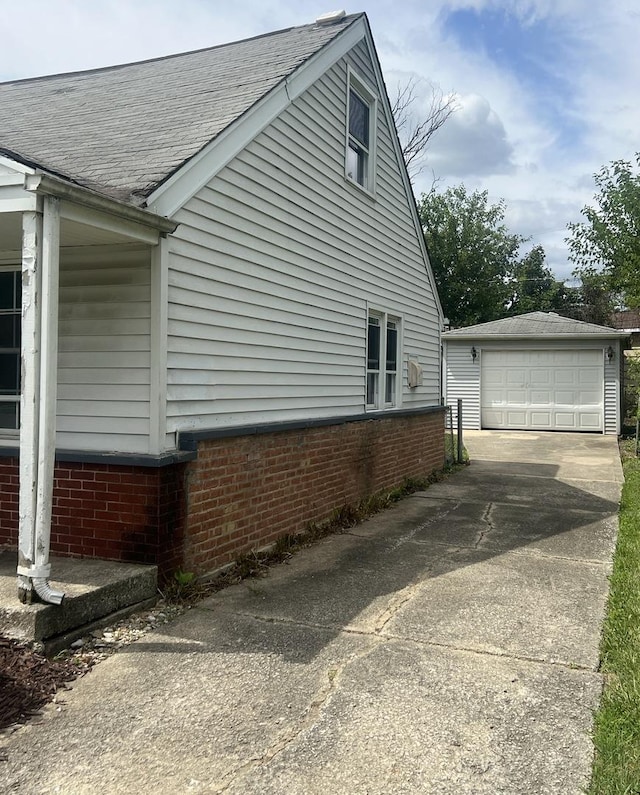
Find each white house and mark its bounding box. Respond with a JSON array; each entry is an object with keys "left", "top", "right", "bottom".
[
  {"left": 443, "top": 312, "right": 627, "bottom": 434},
  {"left": 0, "top": 12, "right": 445, "bottom": 600}
]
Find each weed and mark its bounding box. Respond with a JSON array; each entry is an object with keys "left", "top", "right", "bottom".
[{"left": 162, "top": 463, "right": 467, "bottom": 605}]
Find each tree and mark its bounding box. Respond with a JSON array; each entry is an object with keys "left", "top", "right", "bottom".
[
  {"left": 562, "top": 268, "right": 617, "bottom": 326},
  {"left": 418, "top": 185, "right": 524, "bottom": 327},
  {"left": 567, "top": 154, "right": 640, "bottom": 308},
  {"left": 508, "top": 245, "right": 569, "bottom": 315},
  {"left": 391, "top": 77, "right": 457, "bottom": 179}
]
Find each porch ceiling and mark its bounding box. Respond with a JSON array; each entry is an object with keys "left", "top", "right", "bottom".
[{"left": 0, "top": 211, "right": 157, "bottom": 254}]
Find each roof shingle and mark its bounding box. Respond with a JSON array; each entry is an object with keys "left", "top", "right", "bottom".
[
  {"left": 442, "top": 311, "right": 625, "bottom": 338},
  {"left": 0, "top": 14, "right": 360, "bottom": 204}
]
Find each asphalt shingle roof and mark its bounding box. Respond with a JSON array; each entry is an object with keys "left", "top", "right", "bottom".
[
  {"left": 442, "top": 311, "right": 625, "bottom": 338},
  {"left": 0, "top": 14, "right": 360, "bottom": 204}
]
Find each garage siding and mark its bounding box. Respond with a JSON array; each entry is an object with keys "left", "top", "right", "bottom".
[
  {"left": 604, "top": 357, "right": 619, "bottom": 435},
  {"left": 443, "top": 343, "right": 480, "bottom": 428}
]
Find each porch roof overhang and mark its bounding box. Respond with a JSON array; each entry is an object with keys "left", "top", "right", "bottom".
[{"left": 0, "top": 157, "right": 177, "bottom": 250}]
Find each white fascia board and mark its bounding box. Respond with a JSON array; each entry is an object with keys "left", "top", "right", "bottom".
[
  {"left": 0, "top": 155, "right": 35, "bottom": 175},
  {"left": 146, "top": 18, "right": 367, "bottom": 218},
  {"left": 0, "top": 196, "right": 38, "bottom": 212}
]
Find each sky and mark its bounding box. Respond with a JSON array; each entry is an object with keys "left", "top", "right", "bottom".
[{"left": 1, "top": 0, "right": 638, "bottom": 282}]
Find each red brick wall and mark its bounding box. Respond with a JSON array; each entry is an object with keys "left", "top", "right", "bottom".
[
  {"left": 0, "top": 409, "right": 445, "bottom": 576},
  {"left": 0, "top": 457, "right": 19, "bottom": 544},
  {"left": 183, "top": 410, "right": 445, "bottom": 574},
  {"left": 0, "top": 459, "right": 186, "bottom": 573}
]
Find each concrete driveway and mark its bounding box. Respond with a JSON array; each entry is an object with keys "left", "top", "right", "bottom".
[{"left": 0, "top": 431, "right": 622, "bottom": 794}]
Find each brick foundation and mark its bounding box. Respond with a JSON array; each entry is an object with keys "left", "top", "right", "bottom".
[
  {"left": 182, "top": 409, "right": 445, "bottom": 574},
  {"left": 0, "top": 408, "right": 445, "bottom": 576},
  {"left": 0, "top": 459, "right": 187, "bottom": 574}
]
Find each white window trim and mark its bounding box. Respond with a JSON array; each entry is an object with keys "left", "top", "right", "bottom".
[
  {"left": 366, "top": 308, "right": 402, "bottom": 411},
  {"left": 0, "top": 263, "right": 21, "bottom": 436},
  {"left": 345, "top": 66, "right": 377, "bottom": 195}
]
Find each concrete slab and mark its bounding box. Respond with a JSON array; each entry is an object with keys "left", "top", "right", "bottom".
[
  {"left": 478, "top": 502, "right": 618, "bottom": 563},
  {"left": 463, "top": 430, "right": 624, "bottom": 482},
  {"left": 418, "top": 467, "right": 621, "bottom": 511},
  {"left": 0, "top": 430, "right": 620, "bottom": 794},
  {"left": 384, "top": 546, "right": 609, "bottom": 669},
  {"left": 233, "top": 641, "right": 601, "bottom": 795},
  {"left": 0, "top": 610, "right": 378, "bottom": 794},
  {"left": 0, "top": 549, "right": 157, "bottom": 646}
]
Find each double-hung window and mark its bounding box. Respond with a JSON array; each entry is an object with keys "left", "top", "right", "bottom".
[
  {"left": 366, "top": 311, "right": 400, "bottom": 409},
  {"left": 346, "top": 71, "right": 376, "bottom": 191},
  {"left": 0, "top": 269, "right": 21, "bottom": 431}
]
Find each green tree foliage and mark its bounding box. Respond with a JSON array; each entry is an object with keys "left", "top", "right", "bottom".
[
  {"left": 563, "top": 268, "right": 617, "bottom": 326},
  {"left": 508, "top": 245, "right": 569, "bottom": 315},
  {"left": 567, "top": 154, "right": 640, "bottom": 309},
  {"left": 419, "top": 185, "right": 524, "bottom": 327}
]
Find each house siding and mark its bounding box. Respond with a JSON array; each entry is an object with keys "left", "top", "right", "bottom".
[
  {"left": 56, "top": 246, "right": 152, "bottom": 453},
  {"left": 166, "top": 44, "right": 440, "bottom": 434},
  {"left": 604, "top": 355, "right": 619, "bottom": 435}
]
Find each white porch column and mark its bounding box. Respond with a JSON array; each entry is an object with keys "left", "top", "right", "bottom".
[{"left": 17, "top": 196, "right": 64, "bottom": 605}]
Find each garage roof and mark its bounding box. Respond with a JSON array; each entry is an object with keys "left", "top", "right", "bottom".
[{"left": 442, "top": 311, "right": 627, "bottom": 339}]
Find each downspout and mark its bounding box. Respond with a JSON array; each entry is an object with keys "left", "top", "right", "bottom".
[{"left": 16, "top": 196, "right": 64, "bottom": 605}]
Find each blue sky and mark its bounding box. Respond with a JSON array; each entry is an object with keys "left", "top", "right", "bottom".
[{"left": 1, "top": 0, "right": 638, "bottom": 281}]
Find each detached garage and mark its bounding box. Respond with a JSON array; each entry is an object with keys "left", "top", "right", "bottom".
[{"left": 443, "top": 312, "right": 627, "bottom": 434}]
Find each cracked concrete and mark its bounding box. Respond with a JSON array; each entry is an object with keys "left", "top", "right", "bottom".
[{"left": 0, "top": 431, "right": 622, "bottom": 794}]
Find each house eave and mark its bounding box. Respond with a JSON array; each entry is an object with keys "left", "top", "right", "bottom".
[{"left": 26, "top": 173, "right": 177, "bottom": 235}]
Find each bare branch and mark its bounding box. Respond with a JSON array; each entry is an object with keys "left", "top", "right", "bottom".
[{"left": 391, "top": 77, "right": 458, "bottom": 179}]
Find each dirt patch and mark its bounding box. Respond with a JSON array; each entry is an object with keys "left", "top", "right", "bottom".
[{"left": 0, "top": 637, "right": 89, "bottom": 732}]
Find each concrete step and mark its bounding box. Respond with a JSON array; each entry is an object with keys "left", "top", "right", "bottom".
[{"left": 0, "top": 549, "right": 157, "bottom": 652}]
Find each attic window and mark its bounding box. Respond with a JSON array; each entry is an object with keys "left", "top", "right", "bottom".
[{"left": 346, "top": 70, "right": 377, "bottom": 192}]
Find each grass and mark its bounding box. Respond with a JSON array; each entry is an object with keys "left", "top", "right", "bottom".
[{"left": 590, "top": 441, "right": 640, "bottom": 794}]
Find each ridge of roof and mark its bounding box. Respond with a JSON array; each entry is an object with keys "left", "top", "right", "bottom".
[
  {"left": 0, "top": 13, "right": 364, "bottom": 205},
  {"left": 0, "top": 14, "right": 363, "bottom": 87}
]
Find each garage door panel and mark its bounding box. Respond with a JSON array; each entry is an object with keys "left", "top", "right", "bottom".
[
  {"left": 530, "top": 390, "right": 552, "bottom": 404},
  {"left": 481, "top": 349, "right": 603, "bottom": 432},
  {"left": 554, "top": 390, "right": 576, "bottom": 404},
  {"left": 506, "top": 389, "right": 527, "bottom": 404},
  {"left": 579, "top": 369, "right": 601, "bottom": 386},
  {"left": 530, "top": 411, "right": 553, "bottom": 427},
  {"left": 579, "top": 390, "right": 601, "bottom": 404},
  {"left": 530, "top": 369, "right": 552, "bottom": 387}
]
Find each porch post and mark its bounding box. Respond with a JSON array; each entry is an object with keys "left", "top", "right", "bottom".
[{"left": 17, "top": 196, "right": 64, "bottom": 604}]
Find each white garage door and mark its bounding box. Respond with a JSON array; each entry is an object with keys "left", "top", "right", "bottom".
[{"left": 481, "top": 349, "right": 603, "bottom": 431}]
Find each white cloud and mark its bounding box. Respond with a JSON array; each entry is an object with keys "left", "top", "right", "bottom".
[
  {"left": 425, "top": 93, "right": 515, "bottom": 177},
  {"left": 1, "top": 0, "right": 639, "bottom": 284}
]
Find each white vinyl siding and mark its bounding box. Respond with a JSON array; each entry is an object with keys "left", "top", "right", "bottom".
[
  {"left": 56, "top": 246, "right": 152, "bottom": 452},
  {"left": 443, "top": 343, "right": 481, "bottom": 430},
  {"left": 604, "top": 356, "right": 619, "bottom": 435},
  {"left": 166, "top": 45, "right": 440, "bottom": 433}
]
